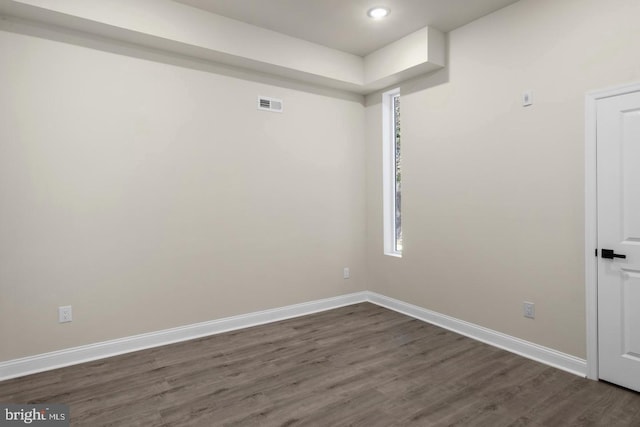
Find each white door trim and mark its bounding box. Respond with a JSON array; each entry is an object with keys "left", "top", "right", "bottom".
[{"left": 585, "top": 81, "right": 640, "bottom": 380}]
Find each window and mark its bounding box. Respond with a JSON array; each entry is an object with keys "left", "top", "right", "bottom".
[{"left": 382, "top": 88, "right": 402, "bottom": 256}]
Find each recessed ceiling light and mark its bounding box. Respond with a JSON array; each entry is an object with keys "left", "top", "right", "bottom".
[{"left": 367, "top": 7, "right": 390, "bottom": 19}]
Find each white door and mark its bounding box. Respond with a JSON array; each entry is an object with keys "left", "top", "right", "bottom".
[{"left": 597, "top": 90, "right": 640, "bottom": 392}]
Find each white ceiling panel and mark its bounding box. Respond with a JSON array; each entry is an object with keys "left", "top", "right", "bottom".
[{"left": 175, "top": 0, "right": 521, "bottom": 56}]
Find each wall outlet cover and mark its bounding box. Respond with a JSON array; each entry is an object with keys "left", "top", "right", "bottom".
[
  {"left": 58, "top": 306, "right": 73, "bottom": 323},
  {"left": 523, "top": 301, "right": 535, "bottom": 319}
]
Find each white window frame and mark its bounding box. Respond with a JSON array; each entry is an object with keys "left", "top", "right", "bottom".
[{"left": 382, "top": 87, "right": 401, "bottom": 257}]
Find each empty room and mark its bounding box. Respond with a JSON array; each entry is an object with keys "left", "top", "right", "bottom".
[{"left": 1, "top": 0, "right": 640, "bottom": 425}]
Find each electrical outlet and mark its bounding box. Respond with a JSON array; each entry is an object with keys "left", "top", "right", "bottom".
[
  {"left": 58, "top": 306, "right": 72, "bottom": 323},
  {"left": 523, "top": 301, "right": 535, "bottom": 319},
  {"left": 343, "top": 267, "right": 350, "bottom": 279}
]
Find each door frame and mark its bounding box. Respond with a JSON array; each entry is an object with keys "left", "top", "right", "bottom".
[{"left": 585, "top": 81, "right": 640, "bottom": 381}]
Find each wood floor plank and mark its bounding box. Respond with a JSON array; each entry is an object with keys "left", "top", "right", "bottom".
[{"left": 1, "top": 302, "right": 639, "bottom": 426}]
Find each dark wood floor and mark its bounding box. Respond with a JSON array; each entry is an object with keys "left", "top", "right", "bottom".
[{"left": 1, "top": 303, "right": 639, "bottom": 426}]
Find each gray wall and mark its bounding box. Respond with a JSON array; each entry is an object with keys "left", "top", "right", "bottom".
[
  {"left": 0, "top": 29, "right": 366, "bottom": 361},
  {"left": 365, "top": 0, "right": 640, "bottom": 358}
]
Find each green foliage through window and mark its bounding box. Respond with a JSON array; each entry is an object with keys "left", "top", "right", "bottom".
[{"left": 393, "top": 95, "right": 402, "bottom": 252}]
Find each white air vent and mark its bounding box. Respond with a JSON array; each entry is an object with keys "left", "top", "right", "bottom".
[{"left": 257, "top": 96, "right": 283, "bottom": 113}]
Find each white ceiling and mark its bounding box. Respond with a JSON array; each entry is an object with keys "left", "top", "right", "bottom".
[{"left": 175, "top": 0, "right": 521, "bottom": 56}]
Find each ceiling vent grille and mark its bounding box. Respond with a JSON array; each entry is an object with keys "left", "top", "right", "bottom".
[{"left": 257, "top": 96, "right": 283, "bottom": 113}]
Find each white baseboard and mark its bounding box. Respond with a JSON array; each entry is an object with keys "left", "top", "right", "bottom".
[
  {"left": 366, "top": 292, "right": 587, "bottom": 377},
  {"left": 0, "top": 290, "right": 587, "bottom": 381},
  {"left": 0, "top": 292, "right": 368, "bottom": 381}
]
